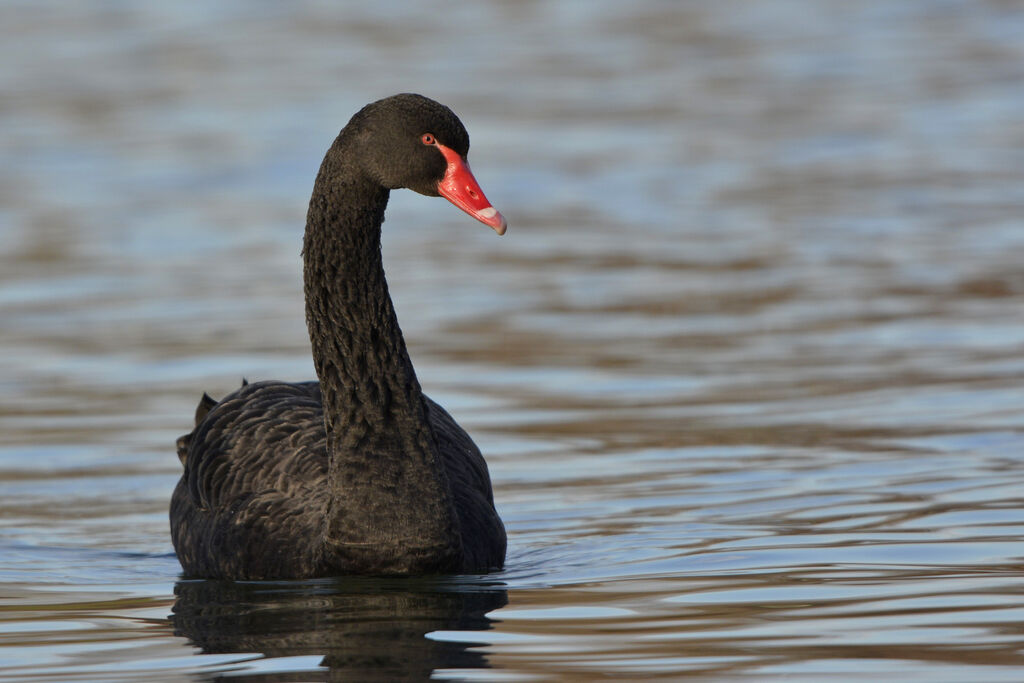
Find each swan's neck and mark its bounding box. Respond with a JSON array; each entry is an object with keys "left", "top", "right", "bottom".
[{"left": 303, "top": 148, "right": 461, "bottom": 569}]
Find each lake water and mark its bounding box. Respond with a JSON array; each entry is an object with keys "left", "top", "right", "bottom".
[{"left": 3, "top": 1, "right": 1024, "bottom": 680}]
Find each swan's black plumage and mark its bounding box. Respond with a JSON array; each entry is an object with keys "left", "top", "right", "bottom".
[{"left": 170, "top": 94, "right": 506, "bottom": 579}]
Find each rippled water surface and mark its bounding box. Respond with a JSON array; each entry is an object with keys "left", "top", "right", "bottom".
[{"left": 3, "top": 1, "right": 1024, "bottom": 680}]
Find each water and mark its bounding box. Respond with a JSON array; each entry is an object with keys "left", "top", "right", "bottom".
[{"left": 3, "top": 0, "right": 1024, "bottom": 679}]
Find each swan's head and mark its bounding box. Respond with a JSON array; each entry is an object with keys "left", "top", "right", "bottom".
[{"left": 348, "top": 93, "right": 507, "bottom": 235}]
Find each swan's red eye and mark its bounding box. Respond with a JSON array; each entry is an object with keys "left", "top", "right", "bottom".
[{"left": 421, "top": 133, "right": 436, "bottom": 145}]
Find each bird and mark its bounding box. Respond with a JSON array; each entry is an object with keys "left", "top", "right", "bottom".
[{"left": 170, "top": 94, "right": 507, "bottom": 579}]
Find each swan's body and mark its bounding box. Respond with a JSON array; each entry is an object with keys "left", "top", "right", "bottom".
[{"left": 170, "top": 94, "right": 506, "bottom": 579}]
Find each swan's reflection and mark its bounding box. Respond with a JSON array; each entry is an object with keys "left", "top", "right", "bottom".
[{"left": 171, "top": 576, "right": 507, "bottom": 680}]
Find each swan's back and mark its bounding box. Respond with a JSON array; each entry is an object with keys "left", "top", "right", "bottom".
[{"left": 171, "top": 380, "right": 506, "bottom": 578}]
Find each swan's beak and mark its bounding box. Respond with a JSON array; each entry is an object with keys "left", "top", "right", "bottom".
[{"left": 435, "top": 144, "right": 508, "bottom": 235}]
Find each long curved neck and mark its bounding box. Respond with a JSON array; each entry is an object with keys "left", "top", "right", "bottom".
[
  {"left": 303, "top": 141, "right": 461, "bottom": 568},
  {"left": 304, "top": 163, "right": 420, "bottom": 439}
]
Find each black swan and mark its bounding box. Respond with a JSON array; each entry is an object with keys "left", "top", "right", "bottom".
[{"left": 171, "top": 94, "right": 507, "bottom": 579}]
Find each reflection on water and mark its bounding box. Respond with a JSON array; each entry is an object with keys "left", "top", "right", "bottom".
[
  {"left": 3, "top": 0, "right": 1024, "bottom": 680},
  {"left": 171, "top": 578, "right": 507, "bottom": 681}
]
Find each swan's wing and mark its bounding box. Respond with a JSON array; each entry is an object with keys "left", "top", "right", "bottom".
[
  {"left": 424, "top": 396, "right": 495, "bottom": 504},
  {"left": 177, "top": 380, "right": 327, "bottom": 512},
  {"left": 424, "top": 395, "right": 506, "bottom": 570},
  {"left": 171, "top": 380, "right": 332, "bottom": 578}
]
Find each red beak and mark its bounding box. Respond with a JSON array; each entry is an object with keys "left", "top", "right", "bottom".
[{"left": 435, "top": 143, "right": 508, "bottom": 235}]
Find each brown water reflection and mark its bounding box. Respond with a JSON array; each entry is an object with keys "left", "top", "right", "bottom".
[{"left": 3, "top": 0, "right": 1024, "bottom": 680}]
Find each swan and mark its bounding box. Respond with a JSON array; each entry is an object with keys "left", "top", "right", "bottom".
[{"left": 170, "top": 94, "right": 507, "bottom": 579}]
